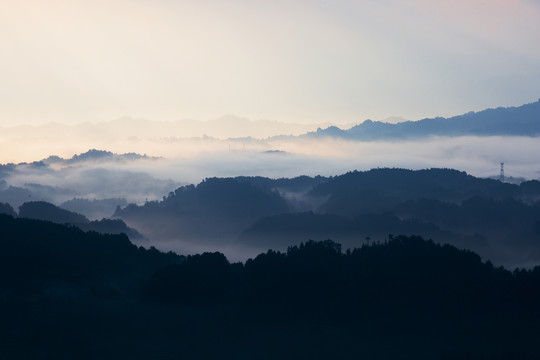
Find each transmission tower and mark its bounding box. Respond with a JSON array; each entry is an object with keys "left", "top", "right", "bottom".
[{"left": 500, "top": 162, "right": 505, "bottom": 182}]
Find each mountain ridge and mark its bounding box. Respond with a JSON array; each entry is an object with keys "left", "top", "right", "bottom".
[
  {"left": 113, "top": 168, "right": 540, "bottom": 267},
  {"left": 305, "top": 99, "right": 540, "bottom": 140}
]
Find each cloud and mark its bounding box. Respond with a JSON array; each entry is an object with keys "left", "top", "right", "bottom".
[
  {"left": 3, "top": 134, "right": 539, "bottom": 187},
  {"left": 2, "top": 134, "right": 539, "bottom": 262},
  {"left": 0, "top": 159, "right": 182, "bottom": 210}
]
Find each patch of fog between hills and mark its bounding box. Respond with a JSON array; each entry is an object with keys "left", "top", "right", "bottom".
[
  {"left": 3, "top": 134, "right": 540, "bottom": 179},
  {"left": 128, "top": 135, "right": 540, "bottom": 182},
  {"left": 140, "top": 239, "right": 269, "bottom": 264},
  {"left": 138, "top": 231, "right": 540, "bottom": 269},
  {"left": 0, "top": 162, "right": 182, "bottom": 208},
  {"left": 2, "top": 135, "right": 540, "bottom": 266},
  {"left": 1, "top": 135, "right": 539, "bottom": 212}
]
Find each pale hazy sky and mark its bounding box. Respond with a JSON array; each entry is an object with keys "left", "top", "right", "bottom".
[{"left": 1, "top": 0, "right": 539, "bottom": 126}]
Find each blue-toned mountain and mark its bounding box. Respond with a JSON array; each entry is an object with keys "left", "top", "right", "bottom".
[{"left": 307, "top": 99, "right": 540, "bottom": 140}]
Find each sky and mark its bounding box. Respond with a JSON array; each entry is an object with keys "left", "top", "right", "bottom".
[{"left": 1, "top": 0, "right": 540, "bottom": 127}]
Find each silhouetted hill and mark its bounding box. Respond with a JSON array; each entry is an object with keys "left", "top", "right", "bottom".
[
  {"left": 236, "top": 169, "right": 540, "bottom": 265},
  {"left": 43, "top": 149, "right": 158, "bottom": 165},
  {"left": 308, "top": 99, "right": 540, "bottom": 139},
  {"left": 115, "top": 177, "right": 290, "bottom": 242},
  {"left": 113, "top": 169, "right": 540, "bottom": 266},
  {"left": 311, "top": 168, "right": 524, "bottom": 216},
  {"left": 0, "top": 202, "right": 16, "bottom": 216},
  {"left": 0, "top": 215, "right": 182, "bottom": 359},
  {"left": 19, "top": 201, "right": 146, "bottom": 241},
  {"left": 0, "top": 215, "right": 180, "bottom": 299},
  {"left": 142, "top": 237, "right": 540, "bottom": 359},
  {"left": 20, "top": 201, "right": 89, "bottom": 224},
  {"left": 395, "top": 197, "right": 540, "bottom": 235},
  {"left": 2, "top": 215, "right": 540, "bottom": 359},
  {"left": 233, "top": 175, "right": 327, "bottom": 191}
]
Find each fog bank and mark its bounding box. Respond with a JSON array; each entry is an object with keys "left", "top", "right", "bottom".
[{"left": 1, "top": 136, "right": 538, "bottom": 209}]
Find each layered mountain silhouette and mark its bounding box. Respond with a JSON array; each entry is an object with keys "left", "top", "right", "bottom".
[
  {"left": 0, "top": 115, "right": 346, "bottom": 142},
  {"left": 306, "top": 99, "right": 540, "bottom": 140},
  {"left": 2, "top": 102, "right": 539, "bottom": 149},
  {"left": 2, "top": 213, "right": 540, "bottom": 359},
  {"left": 4, "top": 99, "right": 540, "bottom": 358},
  {"left": 11, "top": 201, "right": 146, "bottom": 241},
  {"left": 115, "top": 177, "right": 292, "bottom": 242},
  {"left": 0, "top": 201, "right": 16, "bottom": 217},
  {"left": 115, "top": 168, "right": 540, "bottom": 267}
]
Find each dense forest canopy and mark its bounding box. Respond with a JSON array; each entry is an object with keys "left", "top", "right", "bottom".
[
  {"left": 112, "top": 168, "right": 540, "bottom": 267},
  {"left": 2, "top": 214, "right": 540, "bottom": 359}
]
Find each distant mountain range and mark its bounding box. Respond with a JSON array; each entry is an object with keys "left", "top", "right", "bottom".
[
  {"left": 0, "top": 115, "right": 354, "bottom": 141},
  {"left": 306, "top": 99, "right": 540, "bottom": 140},
  {"left": 3, "top": 101, "right": 539, "bottom": 145}
]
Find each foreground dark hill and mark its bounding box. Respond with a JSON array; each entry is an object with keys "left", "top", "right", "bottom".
[
  {"left": 2, "top": 214, "right": 540, "bottom": 359},
  {"left": 0, "top": 215, "right": 180, "bottom": 300},
  {"left": 308, "top": 99, "right": 540, "bottom": 139}
]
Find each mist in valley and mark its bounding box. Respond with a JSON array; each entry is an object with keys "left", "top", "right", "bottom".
[
  {"left": 2, "top": 103, "right": 540, "bottom": 267},
  {"left": 3, "top": 132, "right": 539, "bottom": 267},
  {"left": 2, "top": 134, "right": 539, "bottom": 191}
]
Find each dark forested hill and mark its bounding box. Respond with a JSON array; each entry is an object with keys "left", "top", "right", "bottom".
[
  {"left": 19, "top": 200, "right": 89, "bottom": 224},
  {"left": 18, "top": 201, "right": 146, "bottom": 241},
  {"left": 305, "top": 169, "right": 540, "bottom": 265},
  {"left": 310, "top": 168, "right": 526, "bottom": 214},
  {"left": 3, "top": 216, "right": 540, "bottom": 360},
  {"left": 0, "top": 201, "right": 16, "bottom": 216},
  {"left": 115, "top": 177, "right": 291, "bottom": 242},
  {"left": 0, "top": 215, "right": 180, "bottom": 299},
  {"left": 307, "top": 99, "right": 540, "bottom": 139},
  {"left": 114, "top": 168, "right": 540, "bottom": 267}
]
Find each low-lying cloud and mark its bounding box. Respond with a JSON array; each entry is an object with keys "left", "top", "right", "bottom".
[
  {"left": 2, "top": 135, "right": 539, "bottom": 264},
  {"left": 143, "top": 135, "right": 540, "bottom": 183},
  {"left": 2, "top": 135, "right": 539, "bottom": 206}
]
